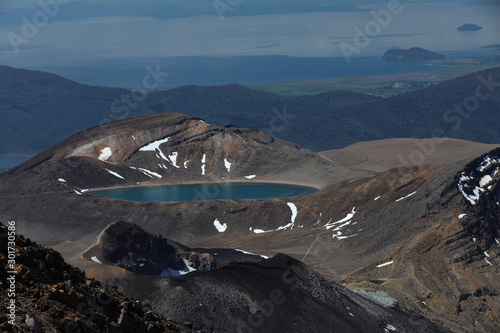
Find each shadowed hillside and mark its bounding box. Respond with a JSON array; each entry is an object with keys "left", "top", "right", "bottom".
[
  {"left": 0, "top": 222, "right": 195, "bottom": 333},
  {"left": 1, "top": 65, "right": 499, "bottom": 154}
]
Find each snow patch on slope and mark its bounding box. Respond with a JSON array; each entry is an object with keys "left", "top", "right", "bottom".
[
  {"left": 384, "top": 324, "right": 397, "bottom": 332},
  {"left": 213, "top": 219, "right": 227, "bottom": 233},
  {"left": 252, "top": 202, "right": 299, "bottom": 233},
  {"left": 480, "top": 175, "right": 493, "bottom": 187},
  {"left": 234, "top": 249, "right": 269, "bottom": 259},
  {"left": 458, "top": 153, "right": 500, "bottom": 205},
  {"left": 168, "top": 152, "right": 180, "bottom": 168},
  {"left": 91, "top": 256, "right": 102, "bottom": 264},
  {"left": 323, "top": 207, "right": 358, "bottom": 240},
  {"left": 253, "top": 229, "right": 273, "bottom": 234},
  {"left": 395, "top": 191, "right": 416, "bottom": 202},
  {"left": 139, "top": 168, "right": 162, "bottom": 178},
  {"left": 323, "top": 207, "right": 356, "bottom": 230},
  {"left": 287, "top": 202, "right": 298, "bottom": 224},
  {"left": 139, "top": 138, "right": 169, "bottom": 151},
  {"left": 98, "top": 147, "right": 112, "bottom": 161},
  {"left": 129, "top": 166, "right": 162, "bottom": 178},
  {"left": 224, "top": 158, "right": 231, "bottom": 172},
  {"left": 160, "top": 259, "right": 197, "bottom": 277},
  {"left": 201, "top": 153, "right": 206, "bottom": 175},
  {"left": 106, "top": 169, "right": 125, "bottom": 180},
  {"left": 377, "top": 260, "right": 394, "bottom": 268}
]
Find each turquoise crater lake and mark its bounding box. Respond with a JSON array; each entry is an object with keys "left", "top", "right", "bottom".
[{"left": 91, "top": 182, "right": 317, "bottom": 202}]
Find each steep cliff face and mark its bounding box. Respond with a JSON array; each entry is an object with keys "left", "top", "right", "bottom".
[
  {"left": 341, "top": 151, "right": 500, "bottom": 333},
  {"left": 455, "top": 148, "right": 500, "bottom": 251}
]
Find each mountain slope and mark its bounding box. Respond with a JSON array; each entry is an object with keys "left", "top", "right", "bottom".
[
  {"left": 0, "top": 112, "right": 370, "bottom": 245},
  {"left": 2, "top": 65, "right": 499, "bottom": 154},
  {"left": 0, "top": 65, "right": 130, "bottom": 154},
  {"left": 138, "top": 66, "right": 500, "bottom": 150},
  {"left": 0, "top": 110, "right": 499, "bottom": 332},
  {"left": 0, "top": 222, "right": 195, "bottom": 333},
  {"left": 320, "top": 138, "right": 500, "bottom": 172},
  {"left": 80, "top": 220, "right": 448, "bottom": 333}
]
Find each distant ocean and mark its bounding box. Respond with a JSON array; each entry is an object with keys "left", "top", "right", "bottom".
[{"left": 37, "top": 55, "right": 457, "bottom": 89}]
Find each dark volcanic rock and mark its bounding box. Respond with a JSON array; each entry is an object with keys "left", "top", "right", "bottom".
[
  {"left": 0, "top": 222, "right": 194, "bottom": 333},
  {"left": 89, "top": 221, "right": 189, "bottom": 275},
  {"left": 343, "top": 149, "right": 500, "bottom": 333},
  {"left": 454, "top": 148, "right": 500, "bottom": 251},
  {"left": 84, "top": 221, "right": 222, "bottom": 275},
  {"left": 146, "top": 253, "right": 450, "bottom": 333}
]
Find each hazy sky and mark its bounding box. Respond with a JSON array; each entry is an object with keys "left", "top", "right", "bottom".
[{"left": 0, "top": 0, "right": 498, "bottom": 76}]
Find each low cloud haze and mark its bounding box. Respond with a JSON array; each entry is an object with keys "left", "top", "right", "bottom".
[{"left": 0, "top": 0, "right": 498, "bottom": 86}]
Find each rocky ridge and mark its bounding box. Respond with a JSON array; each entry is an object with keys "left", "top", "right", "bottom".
[
  {"left": 82, "top": 220, "right": 266, "bottom": 276},
  {"left": 0, "top": 222, "right": 195, "bottom": 333},
  {"left": 68, "top": 222, "right": 452, "bottom": 333}
]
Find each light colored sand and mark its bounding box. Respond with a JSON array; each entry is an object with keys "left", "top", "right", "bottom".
[{"left": 320, "top": 138, "right": 500, "bottom": 172}]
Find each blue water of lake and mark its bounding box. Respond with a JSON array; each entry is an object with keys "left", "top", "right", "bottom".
[{"left": 91, "top": 182, "right": 317, "bottom": 202}]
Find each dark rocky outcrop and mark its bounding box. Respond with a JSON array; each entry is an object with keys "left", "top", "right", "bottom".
[
  {"left": 146, "top": 253, "right": 451, "bottom": 332},
  {"left": 0, "top": 222, "right": 195, "bottom": 333},
  {"left": 89, "top": 221, "right": 189, "bottom": 275},
  {"left": 83, "top": 221, "right": 221, "bottom": 275}
]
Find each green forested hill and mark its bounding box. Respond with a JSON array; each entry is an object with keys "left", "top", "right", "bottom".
[{"left": 1, "top": 65, "right": 499, "bottom": 154}]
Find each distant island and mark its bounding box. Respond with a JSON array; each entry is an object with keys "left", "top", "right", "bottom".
[
  {"left": 382, "top": 47, "right": 445, "bottom": 61},
  {"left": 483, "top": 44, "right": 500, "bottom": 51},
  {"left": 457, "top": 23, "right": 482, "bottom": 31}
]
